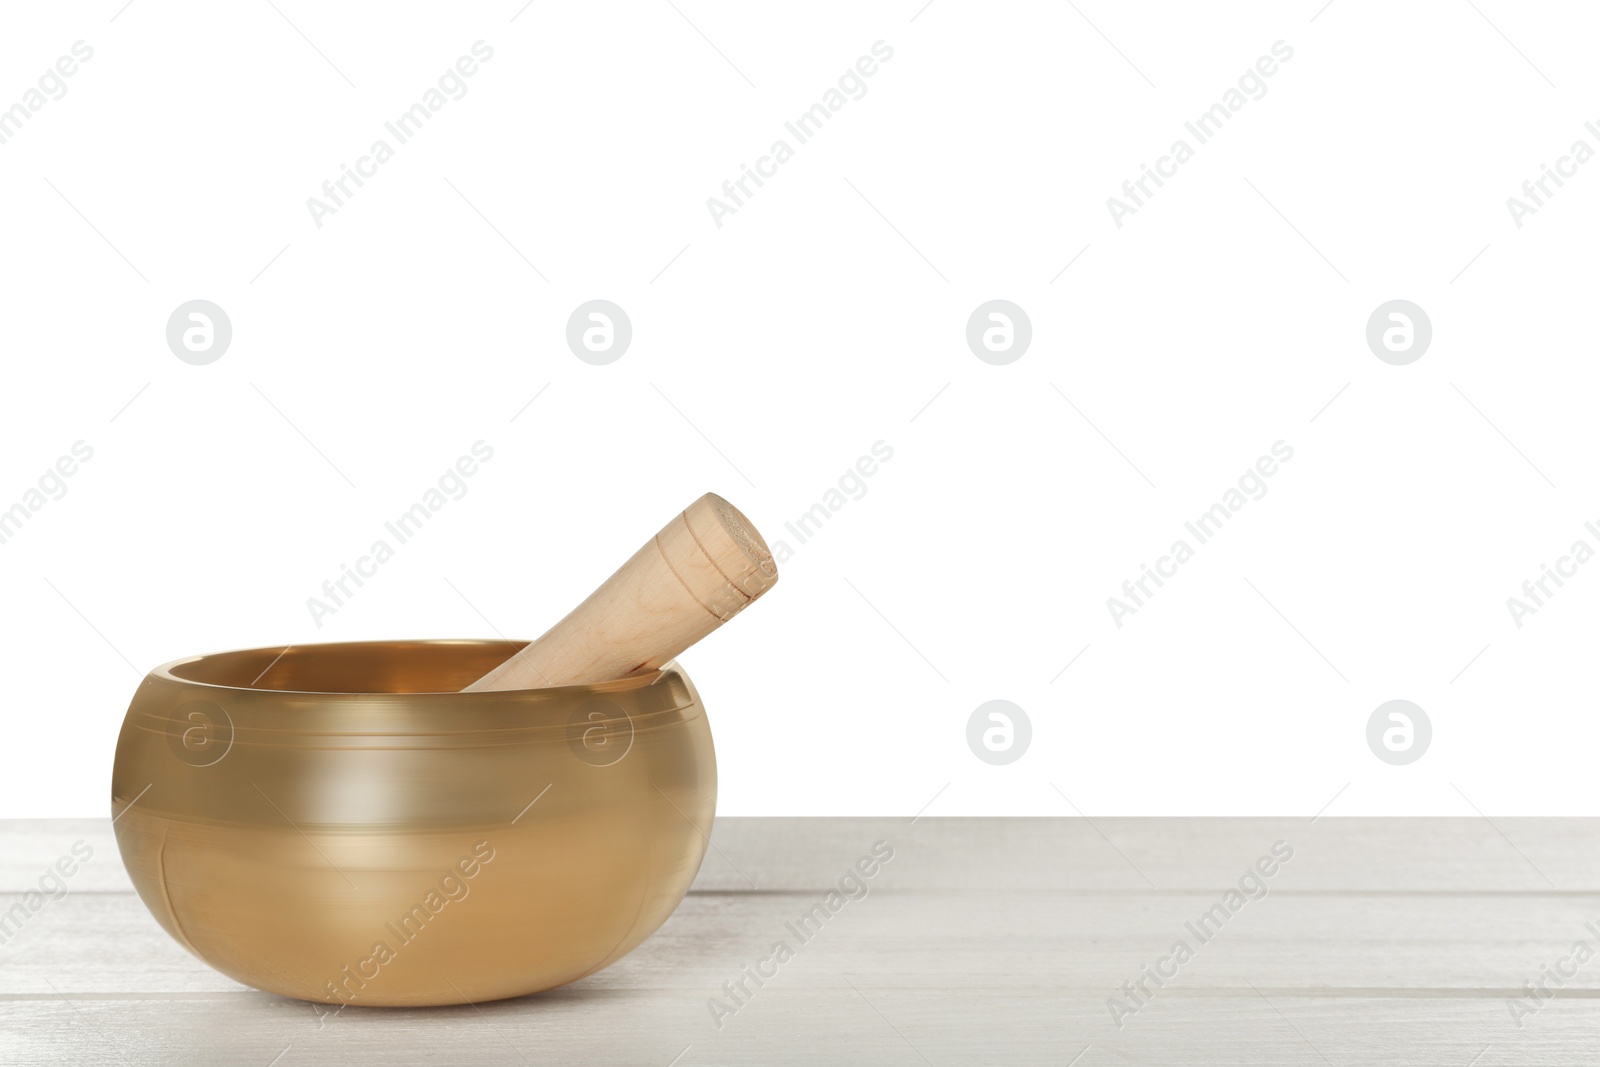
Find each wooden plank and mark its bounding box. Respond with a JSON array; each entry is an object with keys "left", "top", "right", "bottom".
[
  {"left": 0, "top": 820, "right": 130, "bottom": 894},
  {"left": 2, "top": 818, "right": 1594, "bottom": 1063},
  {"left": 0, "top": 994, "right": 1582, "bottom": 1066},
  {"left": 6, "top": 817, "right": 1596, "bottom": 893},
  {"left": 698, "top": 816, "right": 1596, "bottom": 894},
  {"left": 3, "top": 887, "right": 1595, "bottom": 994}
]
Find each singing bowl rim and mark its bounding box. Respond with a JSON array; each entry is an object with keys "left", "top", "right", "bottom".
[
  {"left": 122, "top": 639, "right": 703, "bottom": 752},
  {"left": 151, "top": 637, "right": 673, "bottom": 697}
]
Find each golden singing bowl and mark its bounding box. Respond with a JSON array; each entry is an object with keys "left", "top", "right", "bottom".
[{"left": 110, "top": 640, "right": 715, "bottom": 1007}]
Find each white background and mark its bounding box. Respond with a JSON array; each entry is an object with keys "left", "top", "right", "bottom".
[{"left": 2, "top": 0, "right": 1596, "bottom": 818}]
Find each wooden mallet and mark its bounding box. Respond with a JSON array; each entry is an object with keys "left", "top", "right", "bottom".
[{"left": 463, "top": 493, "right": 778, "bottom": 691}]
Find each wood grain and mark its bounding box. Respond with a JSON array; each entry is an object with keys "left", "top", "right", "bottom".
[
  {"left": 463, "top": 493, "right": 778, "bottom": 691},
  {"left": 2, "top": 818, "right": 1595, "bottom": 1065}
]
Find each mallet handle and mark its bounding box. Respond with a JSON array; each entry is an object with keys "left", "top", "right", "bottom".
[{"left": 462, "top": 493, "right": 778, "bottom": 691}]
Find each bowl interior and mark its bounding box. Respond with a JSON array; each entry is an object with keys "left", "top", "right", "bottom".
[{"left": 165, "top": 639, "right": 607, "bottom": 695}]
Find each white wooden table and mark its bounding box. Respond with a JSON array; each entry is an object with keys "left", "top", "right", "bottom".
[{"left": 3, "top": 817, "right": 1595, "bottom": 1064}]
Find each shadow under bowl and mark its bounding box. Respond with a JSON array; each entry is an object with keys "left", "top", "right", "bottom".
[{"left": 110, "top": 639, "right": 716, "bottom": 1007}]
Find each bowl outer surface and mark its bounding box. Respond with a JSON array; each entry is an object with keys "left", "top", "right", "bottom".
[{"left": 110, "top": 640, "right": 716, "bottom": 1007}]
